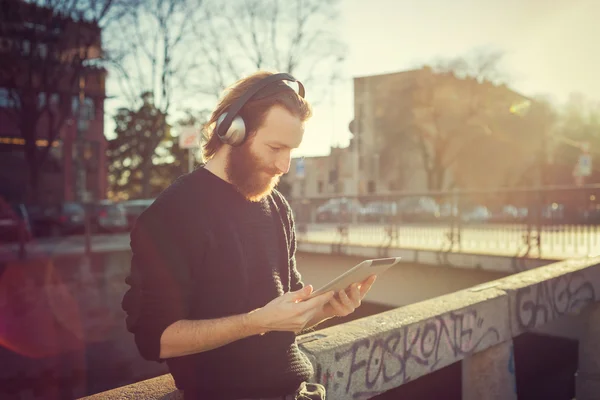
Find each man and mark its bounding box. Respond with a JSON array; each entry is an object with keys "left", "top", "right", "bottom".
[{"left": 122, "top": 71, "right": 376, "bottom": 400}]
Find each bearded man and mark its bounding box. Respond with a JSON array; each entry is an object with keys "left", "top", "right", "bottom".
[{"left": 121, "top": 71, "right": 376, "bottom": 400}]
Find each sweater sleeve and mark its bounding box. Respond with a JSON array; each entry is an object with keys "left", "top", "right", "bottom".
[{"left": 121, "top": 206, "right": 193, "bottom": 362}]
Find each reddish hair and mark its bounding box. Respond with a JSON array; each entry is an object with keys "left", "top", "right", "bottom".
[{"left": 202, "top": 71, "right": 312, "bottom": 161}]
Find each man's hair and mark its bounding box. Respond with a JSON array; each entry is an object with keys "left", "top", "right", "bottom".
[{"left": 202, "top": 71, "right": 312, "bottom": 161}]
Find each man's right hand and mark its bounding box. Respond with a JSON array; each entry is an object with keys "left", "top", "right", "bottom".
[{"left": 246, "top": 286, "right": 335, "bottom": 334}]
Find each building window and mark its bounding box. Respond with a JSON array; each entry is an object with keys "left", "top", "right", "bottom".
[
  {"left": 0, "top": 88, "right": 19, "bottom": 108},
  {"left": 49, "top": 140, "right": 63, "bottom": 161},
  {"left": 38, "top": 92, "right": 46, "bottom": 108},
  {"left": 22, "top": 40, "right": 31, "bottom": 55},
  {"left": 368, "top": 180, "right": 376, "bottom": 193},
  {"left": 39, "top": 92, "right": 60, "bottom": 109},
  {"left": 72, "top": 96, "right": 95, "bottom": 120},
  {"left": 37, "top": 43, "right": 48, "bottom": 58},
  {"left": 317, "top": 181, "right": 323, "bottom": 193}
]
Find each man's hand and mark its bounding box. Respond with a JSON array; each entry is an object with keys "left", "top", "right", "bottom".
[
  {"left": 246, "top": 285, "right": 335, "bottom": 334},
  {"left": 321, "top": 275, "right": 377, "bottom": 318}
]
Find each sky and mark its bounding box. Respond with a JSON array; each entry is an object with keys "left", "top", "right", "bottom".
[
  {"left": 298, "top": 0, "right": 600, "bottom": 157},
  {"left": 103, "top": 0, "right": 600, "bottom": 158}
]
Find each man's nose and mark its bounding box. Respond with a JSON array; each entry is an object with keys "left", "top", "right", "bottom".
[{"left": 275, "top": 151, "right": 292, "bottom": 174}]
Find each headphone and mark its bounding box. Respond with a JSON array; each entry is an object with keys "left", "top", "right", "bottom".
[{"left": 215, "top": 73, "right": 305, "bottom": 147}]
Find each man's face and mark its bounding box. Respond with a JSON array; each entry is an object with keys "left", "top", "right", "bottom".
[{"left": 226, "top": 105, "right": 304, "bottom": 201}]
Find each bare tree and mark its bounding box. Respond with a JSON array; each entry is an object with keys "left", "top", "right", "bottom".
[
  {"left": 186, "top": 0, "right": 346, "bottom": 102},
  {"left": 379, "top": 50, "right": 535, "bottom": 191},
  {"left": 0, "top": 0, "right": 122, "bottom": 202},
  {"left": 551, "top": 94, "right": 600, "bottom": 185},
  {"left": 104, "top": 0, "right": 199, "bottom": 197},
  {"left": 104, "top": 0, "right": 345, "bottom": 196}
]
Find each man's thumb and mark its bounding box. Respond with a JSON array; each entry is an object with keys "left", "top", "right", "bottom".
[{"left": 292, "top": 285, "right": 313, "bottom": 301}]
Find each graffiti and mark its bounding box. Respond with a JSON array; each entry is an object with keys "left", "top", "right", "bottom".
[
  {"left": 515, "top": 272, "right": 596, "bottom": 331},
  {"left": 316, "top": 309, "right": 501, "bottom": 398}
]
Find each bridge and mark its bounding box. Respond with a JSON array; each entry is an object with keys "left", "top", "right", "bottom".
[
  {"left": 72, "top": 245, "right": 600, "bottom": 400},
  {"left": 1, "top": 188, "right": 600, "bottom": 399}
]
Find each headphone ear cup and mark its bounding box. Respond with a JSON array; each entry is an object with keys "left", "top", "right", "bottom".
[{"left": 216, "top": 113, "right": 247, "bottom": 146}]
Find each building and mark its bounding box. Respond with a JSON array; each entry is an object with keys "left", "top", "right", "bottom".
[
  {"left": 286, "top": 66, "right": 544, "bottom": 209},
  {"left": 350, "top": 67, "right": 536, "bottom": 193},
  {"left": 0, "top": 0, "right": 107, "bottom": 205},
  {"left": 284, "top": 145, "right": 357, "bottom": 199}
]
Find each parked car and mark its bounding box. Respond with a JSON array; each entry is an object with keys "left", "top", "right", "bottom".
[
  {"left": 461, "top": 205, "right": 492, "bottom": 223},
  {"left": 27, "top": 202, "right": 86, "bottom": 237},
  {"left": 316, "top": 198, "right": 363, "bottom": 223},
  {"left": 121, "top": 198, "right": 155, "bottom": 229},
  {"left": 0, "top": 202, "right": 32, "bottom": 243},
  {"left": 397, "top": 196, "right": 440, "bottom": 223},
  {"left": 359, "top": 201, "right": 398, "bottom": 223},
  {"left": 89, "top": 201, "right": 128, "bottom": 233}
]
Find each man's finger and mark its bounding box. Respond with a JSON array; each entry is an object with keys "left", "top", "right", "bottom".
[
  {"left": 359, "top": 275, "right": 377, "bottom": 297},
  {"left": 298, "top": 290, "right": 334, "bottom": 310},
  {"left": 292, "top": 285, "right": 314, "bottom": 302},
  {"left": 328, "top": 296, "right": 346, "bottom": 316},
  {"left": 338, "top": 289, "right": 354, "bottom": 309},
  {"left": 349, "top": 284, "right": 362, "bottom": 307}
]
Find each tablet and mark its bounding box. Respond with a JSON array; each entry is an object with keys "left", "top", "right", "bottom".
[{"left": 308, "top": 257, "right": 402, "bottom": 298}]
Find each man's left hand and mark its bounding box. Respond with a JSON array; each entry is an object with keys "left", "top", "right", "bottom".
[{"left": 322, "top": 275, "right": 377, "bottom": 318}]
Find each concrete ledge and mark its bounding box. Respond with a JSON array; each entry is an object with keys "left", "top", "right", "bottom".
[
  {"left": 298, "top": 287, "right": 510, "bottom": 399},
  {"left": 297, "top": 241, "right": 553, "bottom": 273},
  {"left": 494, "top": 256, "right": 600, "bottom": 336},
  {"left": 79, "top": 374, "right": 180, "bottom": 400},
  {"left": 81, "top": 256, "right": 600, "bottom": 400}
]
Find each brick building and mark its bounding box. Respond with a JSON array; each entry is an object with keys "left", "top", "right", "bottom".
[{"left": 0, "top": 0, "right": 107, "bottom": 205}]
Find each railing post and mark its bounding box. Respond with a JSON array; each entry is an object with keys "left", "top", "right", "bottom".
[
  {"left": 17, "top": 222, "right": 27, "bottom": 260},
  {"left": 576, "top": 302, "right": 600, "bottom": 399},
  {"left": 462, "top": 340, "right": 517, "bottom": 400}
]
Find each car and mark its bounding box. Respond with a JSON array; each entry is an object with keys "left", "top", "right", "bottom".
[
  {"left": 27, "top": 202, "right": 86, "bottom": 237},
  {"left": 0, "top": 202, "right": 32, "bottom": 243},
  {"left": 359, "top": 201, "right": 398, "bottom": 223},
  {"left": 461, "top": 205, "right": 492, "bottom": 223},
  {"left": 396, "top": 196, "right": 440, "bottom": 223},
  {"left": 89, "top": 200, "right": 128, "bottom": 233},
  {"left": 316, "top": 198, "right": 363, "bottom": 223},
  {"left": 120, "top": 198, "right": 155, "bottom": 229}
]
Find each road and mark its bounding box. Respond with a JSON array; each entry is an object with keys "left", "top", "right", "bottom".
[
  {"left": 0, "top": 233, "right": 131, "bottom": 261},
  {"left": 1, "top": 222, "right": 599, "bottom": 261}
]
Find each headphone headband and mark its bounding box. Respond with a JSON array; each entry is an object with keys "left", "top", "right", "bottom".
[{"left": 216, "top": 73, "right": 305, "bottom": 140}]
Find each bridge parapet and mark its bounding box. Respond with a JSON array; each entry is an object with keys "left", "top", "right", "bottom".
[{"left": 81, "top": 256, "right": 600, "bottom": 400}]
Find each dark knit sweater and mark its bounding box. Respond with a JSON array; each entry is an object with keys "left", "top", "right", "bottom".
[{"left": 121, "top": 167, "right": 313, "bottom": 399}]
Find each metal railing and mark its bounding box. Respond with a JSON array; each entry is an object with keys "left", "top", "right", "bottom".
[{"left": 289, "top": 184, "right": 600, "bottom": 260}]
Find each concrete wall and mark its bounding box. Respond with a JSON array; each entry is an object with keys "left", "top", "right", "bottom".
[
  {"left": 300, "top": 256, "right": 600, "bottom": 399},
  {"left": 298, "top": 241, "right": 552, "bottom": 274},
  {"left": 296, "top": 252, "right": 508, "bottom": 308},
  {"left": 80, "top": 256, "right": 600, "bottom": 400}
]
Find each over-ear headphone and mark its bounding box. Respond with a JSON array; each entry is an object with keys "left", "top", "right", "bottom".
[{"left": 215, "top": 73, "right": 305, "bottom": 147}]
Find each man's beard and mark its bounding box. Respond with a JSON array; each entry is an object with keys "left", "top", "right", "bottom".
[{"left": 226, "top": 141, "right": 281, "bottom": 202}]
